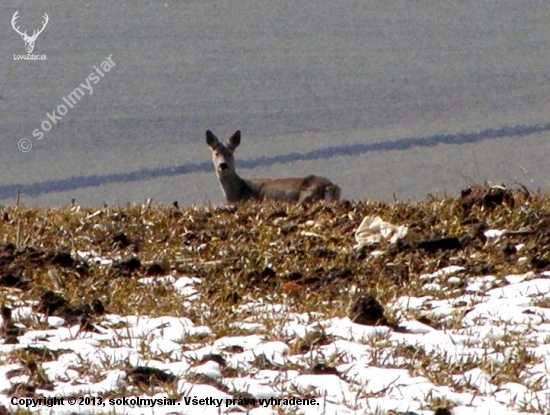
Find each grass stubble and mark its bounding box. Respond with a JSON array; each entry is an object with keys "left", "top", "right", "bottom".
[{"left": 1, "top": 184, "right": 549, "bottom": 414}]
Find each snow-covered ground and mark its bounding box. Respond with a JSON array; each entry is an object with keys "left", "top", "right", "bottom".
[{"left": 1, "top": 255, "right": 550, "bottom": 414}]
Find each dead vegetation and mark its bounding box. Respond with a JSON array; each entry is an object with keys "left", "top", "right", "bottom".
[{"left": 0, "top": 184, "right": 549, "bottom": 413}]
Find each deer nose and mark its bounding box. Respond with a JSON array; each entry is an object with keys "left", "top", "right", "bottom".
[{"left": 219, "top": 163, "right": 229, "bottom": 171}]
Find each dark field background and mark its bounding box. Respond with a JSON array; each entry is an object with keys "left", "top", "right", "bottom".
[{"left": 2, "top": 0, "right": 550, "bottom": 206}]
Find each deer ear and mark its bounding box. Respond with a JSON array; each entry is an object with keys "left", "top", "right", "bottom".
[
  {"left": 228, "top": 130, "right": 241, "bottom": 149},
  {"left": 206, "top": 130, "right": 219, "bottom": 148}
]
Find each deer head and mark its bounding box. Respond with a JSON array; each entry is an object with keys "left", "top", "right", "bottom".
[
  {"left": 12, "top": 11, "right": 49, "bottom": 54},
  {"left": 206, "top": 130, "right": 241, "bottom": 179}
]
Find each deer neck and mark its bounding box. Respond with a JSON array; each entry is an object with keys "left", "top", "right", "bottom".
[{"left": 218, "top": 170, "right": 251, "bottom": 203}]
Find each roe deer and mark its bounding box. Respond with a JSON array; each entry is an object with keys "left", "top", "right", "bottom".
[{"left": 206, "top": 130, "right": 341, "bottom": 205}]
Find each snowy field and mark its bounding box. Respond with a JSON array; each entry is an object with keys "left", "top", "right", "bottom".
[{"left": 1, "top": 234, "right": 550, "bottom": 414}]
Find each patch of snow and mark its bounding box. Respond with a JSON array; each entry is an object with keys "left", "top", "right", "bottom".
[{"left": 1, "top": 270, "right": 550, "bottom": 415}]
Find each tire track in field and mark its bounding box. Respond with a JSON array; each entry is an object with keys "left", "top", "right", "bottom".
[{"left": 2, "top": 121, "right": 549, "bottom": 199}]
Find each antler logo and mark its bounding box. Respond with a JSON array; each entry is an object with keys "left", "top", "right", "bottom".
[{"left": 12, "top": 10, "right": 49, "bottom": 54}]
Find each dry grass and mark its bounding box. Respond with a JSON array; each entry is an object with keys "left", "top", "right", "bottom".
[{"left": 1, "top": 184, "right": 549, "bottom": 412}]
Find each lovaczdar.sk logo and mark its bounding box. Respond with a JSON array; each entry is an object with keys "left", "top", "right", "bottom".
[{"left": 12, "top": 10, "right": 48, "bottom": 61}]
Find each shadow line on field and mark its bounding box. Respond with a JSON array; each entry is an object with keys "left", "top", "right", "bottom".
[{"left": 2, "top": 121, "right": 549, "bottom": 200}]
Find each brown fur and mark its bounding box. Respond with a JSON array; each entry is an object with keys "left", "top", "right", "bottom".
[{"left": 206, "top": 130, "right": 341, "bottom": 205}]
